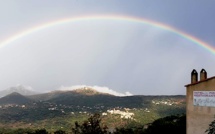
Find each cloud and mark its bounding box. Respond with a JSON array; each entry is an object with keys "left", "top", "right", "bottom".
[
  {"left": 5, "top": 84, "right": 35, "bottom": 92},
  {"left": 58, "top": 85, "right": 133, "bottom": 96}
]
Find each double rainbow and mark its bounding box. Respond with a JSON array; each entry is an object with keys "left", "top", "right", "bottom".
[{"left": 0, "top": 15, "right": 214, "bottom": 55}]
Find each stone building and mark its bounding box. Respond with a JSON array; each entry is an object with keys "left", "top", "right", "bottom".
[{"left": 185, "top": 69, "right": 215, "bottom": 134}]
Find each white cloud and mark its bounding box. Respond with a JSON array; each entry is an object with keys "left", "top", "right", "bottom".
[
  {"left": 6, "top": 84, "right": 35, "bottom": 92},
  {"left": 58, "top": 85, "right": 133, "bottom": 96}
]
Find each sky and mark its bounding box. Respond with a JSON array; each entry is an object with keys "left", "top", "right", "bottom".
[{"left": 0, "top": 0, "right": 215, "bottom": 95}]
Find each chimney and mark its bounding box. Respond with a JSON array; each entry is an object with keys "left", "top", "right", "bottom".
[
  {"left": 200, "top": 69, "right": 207, "bottom": 81},
  {"left": 191, "top": 69, "right": 198, "bottom": 84}
]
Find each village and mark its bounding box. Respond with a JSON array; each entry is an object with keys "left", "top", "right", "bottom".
[{"left": 0, "top": 98, "right": 184, "bottom": 121}]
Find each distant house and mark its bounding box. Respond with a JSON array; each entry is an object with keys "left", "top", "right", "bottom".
[
  {"left": 107, "top": 109, "right": 134, "bottom": 119},
  {"left": 185, "top": 69, "right": 215, "bottom": 134}
]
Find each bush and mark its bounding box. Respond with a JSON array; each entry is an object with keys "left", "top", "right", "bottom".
[
  {"left": 54, "top": 130, "right": 66, "bottom": 134},
  {"left": 35, "top": 129, "right": 49, "bottom": 134},
  {"left": 144, "top": 114, "right": 186, "bottom": 134},
  {"left": 206, "top": 117, "right": 215, "bottom": 134},
  {"left": 72, "top": 113, "right": 109, "bottom": 134}
]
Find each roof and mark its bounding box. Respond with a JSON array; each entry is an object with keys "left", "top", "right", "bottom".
[{"left": 185, "top": 76, "right": 215, "bottom": 87}]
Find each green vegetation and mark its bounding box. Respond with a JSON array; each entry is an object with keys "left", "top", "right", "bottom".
[
  {"left": 72, "top": 113, "right": 109, "bottom": 134},
  {"left": 0, "top": 114, "right": 186, "bottom": 134},
  {"left": 143, "top": 114, "right": 186, "bottom": 134},
  {"left": 206, "top": 116, "right": 215, "bottom": 134},
  {"left": 0, "top": 90, "right": 186, "bottom": 133},
  {"left": 0, "top": 97, "right": 185, "bottom": 131}
]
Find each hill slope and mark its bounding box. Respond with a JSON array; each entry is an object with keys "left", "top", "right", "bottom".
[
  {"left": 28, "top": 88, "right": 185, "bottom": 112},
  {"left": 0, "top": 89, "right": 186, "bottom": 130},
  {"left": 28, "top": 87, "right": 112, "bottom": 101},
  {"left": 0, "top": 92, "right": 33, "bottom": 105}
]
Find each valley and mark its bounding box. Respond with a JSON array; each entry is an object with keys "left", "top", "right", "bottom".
[{"left": 0, "top": 87, "right": 186, "bottom": 131}]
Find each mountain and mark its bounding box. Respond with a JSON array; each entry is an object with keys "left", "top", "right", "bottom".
[
  {"left": 29, "top": 87, "right": 113, "bottom": 101},
  {"left": 0, "top": 92, "right": 33, "bottom": 105},
  {"left": 0, "top": 85, "right": 38, "bottom": 98},
  {"left": 48, "top": 94, "right": 185, "bottom": 109},
  {"left": 57, "top": 85, "right": 132, "bottom": 96},
  {"left": 71, "top": 87, "right": 110, "bottom": 96},
  {"left": 29, "top": 88, "right": 185, "bottom": 109},
  {"left": 0, "top": 88, "right": 186, "bottom": 130}
]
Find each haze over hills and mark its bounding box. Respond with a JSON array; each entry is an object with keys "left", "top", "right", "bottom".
[
  {"left": 28, "top": 85, "right": 133, "bottom": 101},
  {"left": 28, "top": 86, "right": 114, "bottom": 101},
  {"left": 0, "top": 85, "right": 38, "bottom": 98},
  {"left": 64, "top": 86, "right": 111, "bottom": 96},
  {"left": 57, "top": 85, "right": 133, "bottom": 96}
]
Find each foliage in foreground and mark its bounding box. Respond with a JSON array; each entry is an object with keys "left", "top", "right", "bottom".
[
  {"left": 206, "top": 117, "right": 215, "bottom": 134},
  {"left": 113, "top": 114, "right": 185, "bottom": 134},
  {"left": 143, "top": 114, "right": 186, "bottom": 134},
  {"left": 72, "top": 113, "right": 109, "bottom": 134},
  {"left": 0, "top": 114, "right": 186, "bottom": 134}
]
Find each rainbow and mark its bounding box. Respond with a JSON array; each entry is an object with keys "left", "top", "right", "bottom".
[{"left": 1, "top": 15, "right": 215, "bottom": 54}]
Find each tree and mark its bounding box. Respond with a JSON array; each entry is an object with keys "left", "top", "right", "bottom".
[
  {"left": 72, "top": 113, "right": 109, "bottom": 134},
  {"left": 54, "top": 130, "right": 66, "bottom": 134},
  {"left": 34, "top": 129, "right": 49, "bottom": 134},
  {"left": 144, "top": 114, "right": 186, "bottom": 134},
  {"left": 206, "top": 117, "right": 215, "bottom": 134}
]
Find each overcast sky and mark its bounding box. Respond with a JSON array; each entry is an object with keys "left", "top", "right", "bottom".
[{"left": 0, "top": 0, "right": 215, "bottom": 95}]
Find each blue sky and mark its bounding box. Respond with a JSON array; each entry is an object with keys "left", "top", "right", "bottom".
[{"left": 0, "top": 1, "right": 215, "bottom": 95}]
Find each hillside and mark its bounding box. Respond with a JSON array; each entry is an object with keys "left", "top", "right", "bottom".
[
  {"left": 0, "top": 88, "right": 186, "bottom": 131},
  {"left": 28, "top": 87, "right": 113, "bottom": 101},
  {"left": 0, "top": 92, "right": 33, "bottom": 105},
  {"left": 28, "top": 88, "right": 185, "bottom": 109},
  {"left": 47, "top": 92, "right": 185, "bottom": 109}
]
